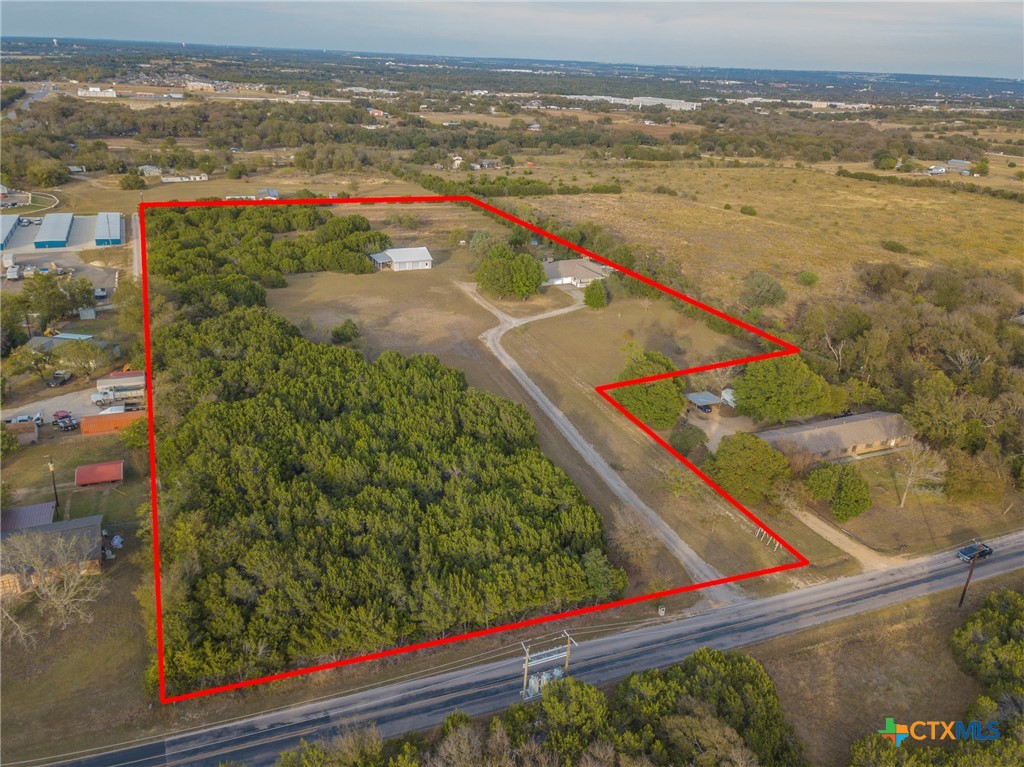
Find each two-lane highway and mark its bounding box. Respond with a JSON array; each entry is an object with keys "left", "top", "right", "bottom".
[{"left": 39, "top": 530, "right": 1022, "bottom": 767}]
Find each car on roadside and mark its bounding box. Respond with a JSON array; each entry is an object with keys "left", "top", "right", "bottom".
[
  {"left": 23, "top": 265, "right": 37, "bottom": 277},
  {"left": 46, "top": 370, "right": 74, "bottom": 388},
  {"left": 957, "top": 542, "right": 993, "bottom": 563},
  {"left": 52, "top": 410, "right": 74, "bottom": 425},
  {"left": 93, "top": 287, "right": 108, "bottom": 300},
  {"left": 6, "top": 265, "right": 21, "bottom": 280},
  {"left": 55, "top": 416, "right": 79, "bottom": 431},
  {"left": 2, "top": 413, "right": 44, "bottom": 427}
]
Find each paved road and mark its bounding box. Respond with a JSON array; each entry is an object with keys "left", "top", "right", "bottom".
[
  {"left": 38, "top": 530, "right": 1021, "bottom": 767},
  {"left": 458, "top": 283, "right": 740, "bottom": 600},
  {"left": 1, "top": 385, "right": 95, "bottom": 423}
]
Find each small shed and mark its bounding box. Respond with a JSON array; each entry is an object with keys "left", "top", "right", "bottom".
[
  {"left": 6, "top": 421, "right": 38, "bottom": 446},
  {"left": 75, "top": 460, "right": 124, "bottom": 487},
  {"left": 369, "top": 247, "right": 433, "bottom": 272},
  {"left": 0, "top": 502, "right": 56, "bottom": 532},
  {"left": 138, "top": 165, "right": 163, "bottom": 177}
]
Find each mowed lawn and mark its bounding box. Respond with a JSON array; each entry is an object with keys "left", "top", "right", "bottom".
[{"left": 3, "top": 433, "right": 150, "bottom": 525}]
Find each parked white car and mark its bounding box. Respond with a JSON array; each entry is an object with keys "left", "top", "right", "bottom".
[{"left": 5, "top": 265, "right": 21, "bottom": 280}]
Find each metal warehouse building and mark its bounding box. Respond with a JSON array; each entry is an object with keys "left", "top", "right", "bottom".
[
  {"left": 34, "top": 213, "right": 74, "bottom": 249},
  {"left": 94, "top": 212, "right": 122, "bottom": 246},
  {"left": 0, "top": 215, "right": 17, "bottom": 250}
]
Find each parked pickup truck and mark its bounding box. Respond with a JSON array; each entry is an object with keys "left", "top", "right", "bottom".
[{"left": 46, "top": 369, "right": 74, "bottom": 388}]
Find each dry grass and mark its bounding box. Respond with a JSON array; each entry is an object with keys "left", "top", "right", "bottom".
[
  {"left": 521, "top": 163, "right": 1023, "bottom": 313},
  {"left": 749, "top": 574, "right": 1021, "bottom": 767},
  {"left": 840, "top": 454, "right": 1024, "bottom": 557}
]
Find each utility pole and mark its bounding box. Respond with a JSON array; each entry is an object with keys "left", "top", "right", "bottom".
[
  {"left": 958, "top": 548, "right": 980, "bottom": 609},
  {"left": 46, "top": 455, "right": 63, "bottom": 520},
  {"left": 520, "top": 631, "right": 577, "bottom": 700}
]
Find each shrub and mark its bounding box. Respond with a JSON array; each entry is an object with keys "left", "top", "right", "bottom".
[
  {"left": 331, "top": 319, "right": 360, "bottom": 344},
  {"left": 796, "top": 270, "right": 819, "bottom": 287},
  {"left": 741, "top": 271, "right": 787, "bottom": 308},
  {"left": 739, "top": 205, "right": 757, "bottom": 216},
  {"left": 669, "top": 423, "right": 709, "bottom": 456},
  {"left": 881, "top": 240, "right": 909, "bottom": 253},
  {"left": 119, "top": 172, "right": 147, "bottom": 191},
  {"left": 724, "top": 203, "right": 732, "bottom": 210}
]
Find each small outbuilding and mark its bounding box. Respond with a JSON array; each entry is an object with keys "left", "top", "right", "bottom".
[
  {"left": 369, "top": 247, "right": 433, "bottom": 272},
  {"left": 34, "top": 213, "right": 74, "bottom": 249},
  {"left": 686, "top": 392, "right": 722, "bottom": 414},
  {"left": 94, "top": 212, "right": 122, "bottom": 246},
  {"left": 75, "top": 460, "right": 124, "bottom": 487},
  {"left": 6, "top": 421, "right": 39, "bottom": 446}
]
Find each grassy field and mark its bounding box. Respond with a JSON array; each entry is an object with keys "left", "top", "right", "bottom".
[
  {"left": 750, "top": 574, "right": 1021, "bottom": 767},
  {"left": 837, "top": 454, "right": 1024, "bottom": 557},
  {"left": 516, "top": 161, "right": 1023, "bottom": 312},
  {"left": 50, "top": 171, "right": 430, "bottom": 215},
  {"left": 2, "top": 433, "right": 149, "bottom": 525}
]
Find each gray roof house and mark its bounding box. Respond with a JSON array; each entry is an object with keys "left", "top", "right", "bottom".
[
  {"left": 758, "top": 411, "right": 915, "bottom": 461},
  {"left": 542, "top": 259, "right": 607, "bottom": 288}
]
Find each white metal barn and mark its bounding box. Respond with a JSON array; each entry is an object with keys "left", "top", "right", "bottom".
[{"left": 369, "top": 247, "right": 433, "bottom": 272}]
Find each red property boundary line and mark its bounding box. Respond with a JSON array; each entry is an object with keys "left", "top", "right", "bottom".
[{"left": 138, "top": 194, "right": 809, "bottom": 704}]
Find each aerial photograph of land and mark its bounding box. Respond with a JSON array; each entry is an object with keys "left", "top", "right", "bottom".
[{"left": 0, "top": 2, "right": 1021, "bottom": 766}]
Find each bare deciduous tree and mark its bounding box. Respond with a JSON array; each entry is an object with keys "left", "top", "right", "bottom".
[
  {"left": 1, "top": 531, "right": 104, "bottom": 631},
  {"left": 0, "top": 594, "right": 35, "bottom": 647},
  {"left": 896, "top": 440, "right": 947, "bottom": 508}
]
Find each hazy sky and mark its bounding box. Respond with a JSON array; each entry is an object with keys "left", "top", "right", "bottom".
[{"left": 3, "top": 2, "right": 1022, "bottom": 79}]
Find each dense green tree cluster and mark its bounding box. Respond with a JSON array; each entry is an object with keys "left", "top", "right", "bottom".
[
  {"left": 733, "top": 355, "right": 834, "bottom": 424},
  {"left": 144, "top": 208, "right": 623, "bottom": 694},
  {"left": 705, "top": 433, "right": 791, "bottom": 506},
  {"left": 795, "top": 262, "right": 1024, "bottom": 491},
  {"left": 474, "top": 244, "right": 546, "bottom": 300},
  {"left": 611, "top": 341, "right": 686, "bottom": 430},
  {"left": 805, "top": 464, "right": 872, "bottom": 521},
  {"left": 278, "top": 647, "right": 806, "bottom": 767},
  {"left": 951, "top": 589, "right": 1024, "bottom": 703},
  {"left": 145, "top": 206, "right": 386, "bottom": 289}
]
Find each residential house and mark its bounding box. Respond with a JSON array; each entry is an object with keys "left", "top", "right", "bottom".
[
  {"left": 757, "top": 411, "right": 915, "bottom": 462},
  {"left": 0, "top": 515, "right": 104, "bottom": 598},
  {"left": 542, "top": 258, "right": 607, "bottom": 288}
]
